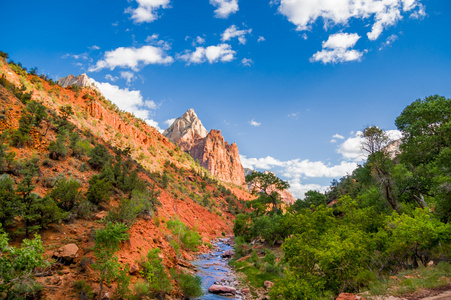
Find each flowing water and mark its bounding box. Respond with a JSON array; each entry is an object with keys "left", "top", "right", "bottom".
[{"left": 192, "top": 239, "right": 245, "bottom": 299}]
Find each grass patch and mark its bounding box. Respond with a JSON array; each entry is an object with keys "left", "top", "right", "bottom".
[{"left": 368, "top": 262, "right": 451, "bottom": 297}]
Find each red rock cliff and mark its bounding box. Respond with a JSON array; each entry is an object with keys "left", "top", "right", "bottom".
[
  {"left": 190, "top": 130, "right": 245, "bottom": 186},
  {"left": 164, "top": 109, "right": 245, "bottom": 186}
]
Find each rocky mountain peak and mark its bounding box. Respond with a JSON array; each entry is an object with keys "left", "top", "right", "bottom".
[
  {"left": 163, "top": 108, "right": 208, "bottom": 150},
  {"left": 164, "top": 109, "right": 245, "bottom": 186},
  {"left": 57, "top": 73, "right": 95, "bottom": 88}
]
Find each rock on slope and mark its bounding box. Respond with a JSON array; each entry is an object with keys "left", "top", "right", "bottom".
[{"left": 164, "top": 109, "right": 245, "bottom": 186}]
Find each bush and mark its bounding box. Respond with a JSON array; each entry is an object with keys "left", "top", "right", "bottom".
[
  {"left": 0, "top": 233, "right": 47, "bottom": 299},
  {"left": 140, "top": 248, "right": 172, "bottom": 296},
  {"left": 86, "top": 176, "right": 111, "bottom": 205},
  {"left": 166, "top": 219, "right": 202, "bottom": 251},
  {"left": 170, "top": 269, "right": 203, "bottom": 298},
  {"left": 48, "top": 131, "right": 68, "bottom": 160},
  {"left": 88, "top": 144, "right": 111, "bottom": 169},
  {"left": 49, "top": 178, "right": 81, "bottom": 211},
  {"left": 73, "top": 280, "right": 94, "bottom": 300},
  {"left": 0, "top": 175, "right": 18, "bottom": 228}
]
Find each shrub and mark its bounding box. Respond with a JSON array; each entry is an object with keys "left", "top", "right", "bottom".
[
  {"left": 86, "top": 176, "right": 111, "bottom": 205},
  {"left": 166, "top": 219, "right": 202, "bottom": 251},
  {"left": 140, "top": 248, "right": 172, "bottom": 296},
  {"left": 170, "top": 269, "right": 203, "bottom": 298},
  {"left": 88, "top": 144, "right": 111, "bottom": 169},
  {"left": 73, "top": 280, "right": 94, "bottom": 300},
  {"left": 0, "top": 233, "right": 47, "bottom": 299},
  {"left": 49, "top": 178, "right": 81, "bottom": 211},
  {"left": 48, "top": 131, "right": 68, "bottom": 160}
]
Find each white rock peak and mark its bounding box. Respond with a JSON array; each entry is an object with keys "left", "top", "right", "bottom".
[{"left": 163, "top": 108, "right": 208, "bottom": 146}]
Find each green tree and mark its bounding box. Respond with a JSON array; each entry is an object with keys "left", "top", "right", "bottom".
[
  {"left": 49, "top": 178, "right": 81, "bottom": 211},
  {"left": 88, "top": 144, "right": 111, "bottom": 170},
  {"left": 246, "top": 171, "right": 289, "bottom": 214},
  {"left": 0, "top": 175, "right": 18, "bottom": 228},
  {"left": 93, "top": 222, "right": 129, "bottom": 300},
  {"left": 291, "top": 190, "right": 327, "bottom": 211}
]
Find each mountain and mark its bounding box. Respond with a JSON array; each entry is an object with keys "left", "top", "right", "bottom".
[
  {"left": 57, "top": 73, "right": 96, "bottom": 88},
  {"left": 164, "top": 109, "right": 245, "bottom": 186}
]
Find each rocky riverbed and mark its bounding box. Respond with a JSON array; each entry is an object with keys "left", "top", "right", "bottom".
[{"left": 192, "top": 238, "right": 251, "bottom": 299}]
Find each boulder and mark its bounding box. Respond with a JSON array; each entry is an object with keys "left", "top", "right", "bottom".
[
  {"left": 53, "top": 243, "right": 79, "bottom": 264},
  {"left": 222, "top": 250, "right": 235, "bottom": 258},
  {"left": 264, "top": 281, "right": 274, "bottom": 289},
  {"left": 129, "top": 264, "right": 140, "bottom": 275},
  {"left": 336, "top": 293, "right": 366, "bottom": 300},
  {"left": 94, "top": 211, "right": 107, "bottom": 220},
  {"left": 208, "top": 285, "right": 237, "bottom": 295}
]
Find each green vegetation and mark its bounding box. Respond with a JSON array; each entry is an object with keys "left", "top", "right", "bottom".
[
  {"left": 234, "top": 95, "right": 451, "bottom": 299},
  {"left": 93, "top": 222, "right": 129, "bottom": 300},
  {"left": 170, "top": 269, "right": 203, "bottom": 298},
  {"left": 0, "top": 233, "right": 47, "bottom": 299},
  {"left": 139, "top": 248, "right": 172, "bottom": 297},
  {"left": 166, "top": 219, "right": 202, "bottom": 251}
]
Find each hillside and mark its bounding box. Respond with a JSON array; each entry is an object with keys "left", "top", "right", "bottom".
[{"left": 0, "top": 56, "right": 253, "bottom": 300}]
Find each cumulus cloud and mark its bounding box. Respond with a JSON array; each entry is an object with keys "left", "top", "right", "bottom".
[
  {"left": 89, "top": 45, "right": 173, "bottom": 72},
  {"left": 311, "top": 32, "right": 364, "bottom": 64},
  {"left": 126, "top": 0, "right": 170, "bottom": 24},
  {"left": 240, "top": 155, "right": 358, "bottom": 199},
  {"left": 91, "top": 79, "right": 162, "bottom": 131},
  {"left": 177, "top": 44, "right": 236, "bottom": 64},
  {"left": 276, "top": 0, "right": 425, "bottom": 41},
  {"left": 333, "top": 134, "right": 345, "bottom": 139},
  {"left": 221, "top": 25, "right": 252, "bottom": 44},
  {"left": 249, "top": 119, "right": 261, "bottom": 127},
  {"left": 257, "top": 36, "right": 266, "bottom": 42},
  {"left": 241, "top": 58, "right": 253, "bottom": 67},
  {"left": 337, "top": 129, "right": 402, "bottom": 161},
  {"left": 210, "top": 0, "right": 238, "bottom": 18}
]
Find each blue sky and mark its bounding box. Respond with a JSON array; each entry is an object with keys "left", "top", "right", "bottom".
[{"left": 2, "top": 0, "right": 451, "bottom": 198}]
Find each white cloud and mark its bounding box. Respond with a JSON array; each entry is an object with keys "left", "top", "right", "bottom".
[
  {"left": 195, "top": 36, "right": 206, "bottom": 45},
  {"left": 288, "top": 112, "right": 299, "bottom": 118},
  {"left": 120, "top": 71, "right": 135, "bottom": 84},
  {"left": 221, "top": 25, "right": 252, "bottom": 45},
  {"left": 257, "top": 36, "right": 266, "bottom": 42},
  {"left": 164, "top": 118, "right": 176, "bottom": 128},
  {"left": 145, "top": 34, "right": 171, "bottom": 50},
  {"left": 379, "top": 34, "right": 398, "bottom": 50},
  {"left": 333, "top": 134, "right": 344, "bottom": 139},
  {"left": 210, "top": 0, "right": 238, "bottom": 18},
  {"left": 249, "top": 119, "right": 261, "bottom": 127},
  {"left": 241, "top": 58, "right": 253, "bottom": 67},
  {"left": 89, "top": 45, "right": 173, "bottom": 72},
  {"left": 240, "top": 154, "right": 358, "bottom": 199},
  {"left": 90, "top": 45, "right": 100, "bottom": 50},
  {"left": 337, "top": 129, "right": 402, "bottom": 161},
  {"left": 410, "top": 3, "right": 426, "bottom": 19},
  {"left": 105, "top": 74, "right": 118, "bottom": 82},
  {"left": 311, "top": 32, "right": 364, "bottom": 64},
  {"left": 126, "top": 0, "right": 170, "bottom": 24},
  {"left": 91, "top": 79, "right": 161, "bottom": 131},
  {"left": 276, "top": 0, "right": 425, "bottom": 41},
  {"left": 177, "top": 44, "right": 236, "bottom": 64}
]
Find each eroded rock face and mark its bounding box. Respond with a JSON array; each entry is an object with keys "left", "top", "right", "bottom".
[
  {"left": 163, "top": 108, "right": 208, "bottom": 150},
  {"left": 57, "top": 74, "right": 95, "bottom": 88},
  {"left": 164, "top": 109, "right": 245, "bottom": 186}
]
